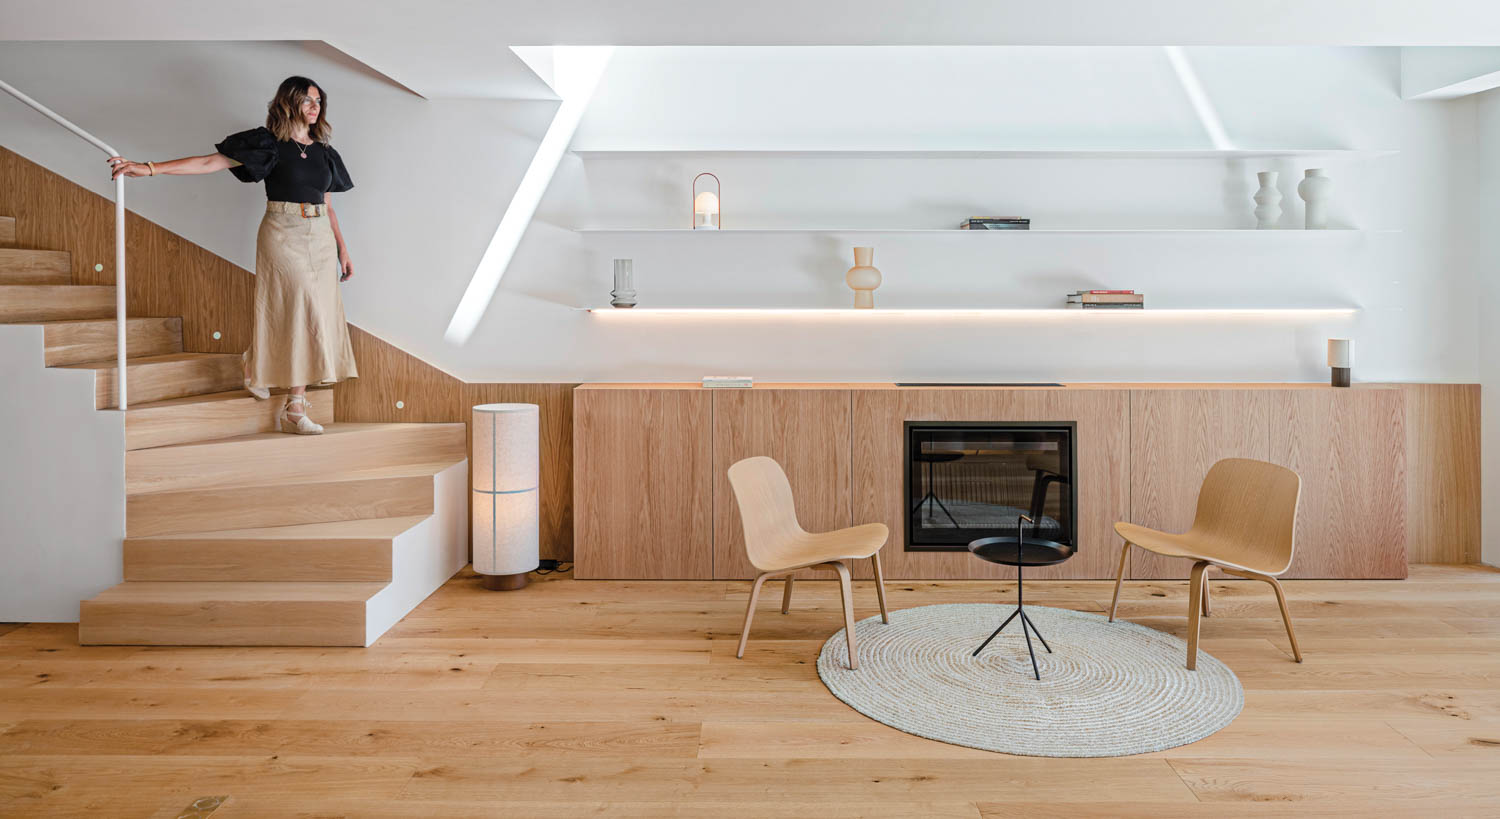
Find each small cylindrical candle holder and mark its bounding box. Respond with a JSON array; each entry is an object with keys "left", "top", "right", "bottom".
[
  {"left": 472, "top": 403, "right": 540, "bottom": 590},
  {"left": 1327, "top": 338, "right": 1352, "bottom": 387}
]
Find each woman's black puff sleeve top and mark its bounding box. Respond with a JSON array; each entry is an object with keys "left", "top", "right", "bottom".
[{"left": 215, "top": 126, "right": 354, "bottom": 204}]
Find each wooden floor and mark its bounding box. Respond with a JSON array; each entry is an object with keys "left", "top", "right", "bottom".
[{"left": 2, "top": 565, "right": 1499, "bottom": 817}]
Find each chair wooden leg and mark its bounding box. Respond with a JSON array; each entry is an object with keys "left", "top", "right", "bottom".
[
  {"left": 1202, "top": 572, "right": 1212, "bottom": 617},
  {"left": 833, "top": 562, "right": 859, "bottom": 670},
  {"left": 1108, "top": 541, "right": 1130, "bottom": 622},
  {"left": 736, "top": 574, "right": 769, "bottom": 660},
  {"left": 781, "top": 576, "right": 795, "bottom": 615},
  {"left": 1221, "top": 567, "right": 1304, "bottom": 664},
  {"left": 871, "top": 552, "right": 890, "bottom": 624},
  {"left": 1186, "top": 561, "right": 1210, "bottom": 671},
  {"left": 1266, "top": 575, "right": 1303, "bottom": 663}
]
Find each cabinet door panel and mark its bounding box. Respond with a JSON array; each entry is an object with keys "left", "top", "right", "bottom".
[{"left": 574, "top": 389, "right": 712, "bottom": 579}]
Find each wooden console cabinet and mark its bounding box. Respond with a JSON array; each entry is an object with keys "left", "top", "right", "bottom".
[{"left": 575, "top": 383, "right": 1474, "bottom": 580}]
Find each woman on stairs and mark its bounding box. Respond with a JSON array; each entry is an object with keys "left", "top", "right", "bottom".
[{"left": 107, "top": 75, "right": 358, "bottom": 435}]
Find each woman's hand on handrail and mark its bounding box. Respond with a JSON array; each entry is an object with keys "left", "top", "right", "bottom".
[{"left": 109, "top": 153, "right": 234, "bottom": 180}]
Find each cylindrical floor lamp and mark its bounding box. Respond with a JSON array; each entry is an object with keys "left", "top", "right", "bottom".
[{"left": 472, "top": 403, "right": 539, "bottom": 590}]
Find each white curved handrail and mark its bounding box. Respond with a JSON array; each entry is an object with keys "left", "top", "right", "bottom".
[{"left": 0, "top": 78, "right": 128, "bottom": 409}]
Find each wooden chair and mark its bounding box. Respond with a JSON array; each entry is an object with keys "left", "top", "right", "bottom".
[
  {"left": 1109, "top": 457, "right": 1304, "bottom": 670},
  {"left": 727, "top": 456, "right": 890, "bottom": 669}
]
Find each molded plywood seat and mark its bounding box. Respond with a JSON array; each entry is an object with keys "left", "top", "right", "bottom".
[
  {"left": 0, "top": 216, "right": 15, "bottom": 246},
  {"left": 125, "top": 385, "right": 332, "bottom": 450},
  {"left": 56, "top": 351, "right": 242, "bottom": 409},
  {"left": 43, "top": 317, "right": 182, "bottom": 366},
  {"left": 1109, "top": 457, "right": 1305, "bottom": 670},
  {"left": 0, "top": 248, "right": 70, "bottom": 284},
  {"left": 125, "top": 422, "right": 467, "bottom": 493},
  {"left": 727, "top": 455, "right": 890, "bottom": 669},
  {"left": 79, "top": 581, "right": 387, "bottom": 646},
  {"left": 0, "top": 284, "right": 115, "bottom": 322},
  {"left": 123, "top": 516, "right": 429, "bottom": 581}
]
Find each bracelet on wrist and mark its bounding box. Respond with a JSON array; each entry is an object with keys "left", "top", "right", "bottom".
[{"left": 146, "top": 161, "right": 156, "bottom": 176}]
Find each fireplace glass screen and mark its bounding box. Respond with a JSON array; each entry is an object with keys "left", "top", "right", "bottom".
[{"left": 905, "top": 422, "right": 1076, "bottom": 551}]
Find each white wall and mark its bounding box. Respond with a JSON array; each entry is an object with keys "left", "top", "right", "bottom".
[
  {"left": 0, "top": 326, "right": 125, "bottom": 622},
  {"left": 1478, "top": 86, "right": 1500, "bottom": 568},
  {"left": 0, "top": 43, "right": 1481, "bottom": 385}
]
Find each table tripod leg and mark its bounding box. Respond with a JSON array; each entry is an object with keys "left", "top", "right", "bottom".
[
  {"left": 971, "top": 607, "right": 1020, "bottom": 657},
  {"left": 1020, "top": 609, "right": 1052, "bottom": 654},
  {"left": 1020, "top": 609, "right": 1041, "bottom": 680}
]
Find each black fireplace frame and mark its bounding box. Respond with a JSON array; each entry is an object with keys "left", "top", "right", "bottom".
[{"left": 902, "top": 420, "right": 1079, "bottom": 552}]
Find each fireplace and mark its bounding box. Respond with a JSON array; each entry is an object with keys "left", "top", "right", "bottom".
[{"left": 904, "top": 422, "right": 1077, "bottom": 551}]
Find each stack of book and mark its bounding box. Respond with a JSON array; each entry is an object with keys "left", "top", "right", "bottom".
[
  {"left": 959, "top": 217, "right": 1030, "bottom": 230},
  {"left": 1066, "top": 290, "right": 1144, "bottom": 309},
  {"left": 703, "top": 376, "right": 754, "bottom": 389}
]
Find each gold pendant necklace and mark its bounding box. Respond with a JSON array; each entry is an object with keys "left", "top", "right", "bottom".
[{"left": 293, "top": 138, "right": 311, "bottom": 159}]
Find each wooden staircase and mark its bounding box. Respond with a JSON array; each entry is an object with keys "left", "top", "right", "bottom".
[{"left": 0, "top": 213, "right": 469, "bottom": 646}]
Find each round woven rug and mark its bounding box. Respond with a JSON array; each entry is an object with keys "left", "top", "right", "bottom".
[{"left": 817, "top": 603, "right": 1243, "bottom": 757}]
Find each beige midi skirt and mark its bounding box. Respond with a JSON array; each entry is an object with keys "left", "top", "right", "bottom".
[{"left": 247, "top": 202, "right": 359, "bottom": 390}]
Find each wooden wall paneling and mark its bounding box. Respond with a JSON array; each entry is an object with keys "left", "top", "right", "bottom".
[
  {"left": 851, "top": 389, "right": 1131, "bottom": 580},
  {"left": 1128, "top": 390, "right": 1272, "bottom": 580},
  {"left": 0, "top": 146, "right": 110, "bottom": 283},
  {"left": 712, "top": 389, "right": 853, "bottom": 580},
  {"left": 1269, "top": 388, "right": 1408, "bottom": 578},
  {"left": 574, "top": 388, "right": 713, "bottom": 579},
  {"left": 1398, "top": 384, "right": 1481, "bottom": 564},
  {"left": 1, "top": 146, "right": 255, "bottom": 355},
  {"left": 333, "top": 325, "right": 464, "bottom": 424},
  {"left": 463, "top": 383, "right": 578, "bottom": 562}
]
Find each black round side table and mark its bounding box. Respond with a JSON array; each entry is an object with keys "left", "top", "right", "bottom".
[{"left": 968, "top": 515, "right": 1075, "bottom": 680}]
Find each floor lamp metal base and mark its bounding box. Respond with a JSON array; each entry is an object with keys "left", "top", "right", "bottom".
[{"left": 480, "top": 572, "right": 529, "bottom": 591}]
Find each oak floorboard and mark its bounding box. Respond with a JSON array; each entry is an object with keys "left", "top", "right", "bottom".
[
  {"left": 0, "top": 719, "right": 701, "bottom": 758},
  {"left": 211, "top": 797, "right": 986, "bottom": 818},
  {"left": 1165, "top": 758, "right": 1500, "bottom": 803},
  {"left": 0, "top": 567, "right": 1497, "bottom": 815}
]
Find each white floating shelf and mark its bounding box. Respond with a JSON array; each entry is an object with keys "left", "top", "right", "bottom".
[
  {"left": 576, "top": 228, "right": 1395, "bottom": 235},
  {"left": 578, "top": 307, "right": 1359, "bottom": 316},
  {"left": 574, "top": 148, "right": 1397, "bottom": 161}
]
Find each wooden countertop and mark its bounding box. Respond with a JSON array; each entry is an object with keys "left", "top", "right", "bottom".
[{"left": 575, "top": 382, "right": 1428, "bottom": 391}]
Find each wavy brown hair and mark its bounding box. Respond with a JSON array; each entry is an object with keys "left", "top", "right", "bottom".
[{"left": 265, "top": 76, "right": 332, "bottom": 143}]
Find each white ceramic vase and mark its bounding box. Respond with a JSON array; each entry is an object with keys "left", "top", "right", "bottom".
[
  {"left": 846, "top": 247, "right": 882, "bottom": 309},
  {"left": 1298, "top": 169, "right": 1332, "bottom": 230},
  {"left": 1253, "top": 171, "right": 1282, "bottom": 229}
]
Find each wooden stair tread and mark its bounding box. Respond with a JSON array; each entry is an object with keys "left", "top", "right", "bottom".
[
  {"left": 124, "top": 386, "right": 336, "bottom": 449},
  {"left": 54, "top": 351, "right": 243, "bottom": 410},
  {"left": 134, "top": 515, "right": 430, "bottom": 542},
  {"left": 138, "top": 421, "right": 461, "bottom": 450},
  {"left": 42, "top": 317, "right": 182, "bottom": 366},
  {"left": 0, "top": 284, "right": 114, "bottom": 322},
  {"left": 128, "top": 457, "right": 464, "bottom": 496},
  {"left": 0, "top": 247, "right": 71, "bottom": 284},
  {"left": 127, "top": 384, "right": 332, "bottom": 412},
  {"left": 125, "top": 422, "right": 467, "bottom": 494},
  {"left": 86, "top": 581, "right": 387, "bottom": 604},
  {"left": 54, "top": 351, "right": 237, "bottom": 371}
]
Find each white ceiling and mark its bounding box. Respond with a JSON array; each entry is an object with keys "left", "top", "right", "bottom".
[{"left": 4, "top": 0, "right": 1500, "bottom": 99}]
